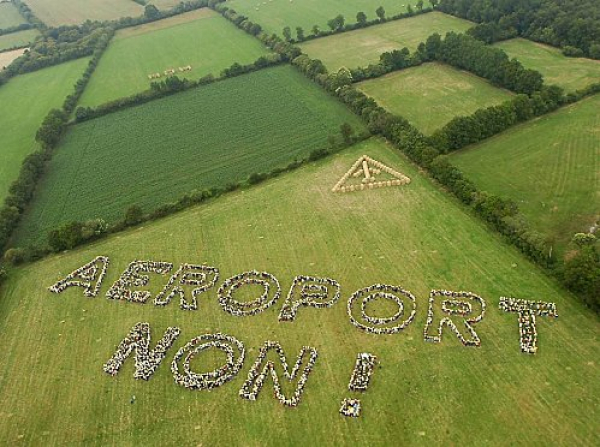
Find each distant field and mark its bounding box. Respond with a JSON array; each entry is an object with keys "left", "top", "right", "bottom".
[
  {"left": 78, "top": 9, "right": 271, "bottom": 107},
  {"left": 1, "top": 138, "right": 599, "bottom": 445},
  {"left": 494, "top": 38, "right": 600, "bottom": 93},
  {"left": 23, "top": 0, "right": 143, "bottom": 26},
  {"left": 14, "top": 65, "right": 366, "bottom": 246},
  {"left": 149, "top": 0, "right": 181, "bottom": 10},
  {"left": 357, "top": 62, "right": 513, "bottom": 135},
  {"left": 0, "top": 2, "right": 27, "bottom": 29},
  {"left": 0, "top": 58, "right": 89, "bottom": 204},
  {"left": 300, "top": 12, "right": 473, "bottom": 71},
  {"left": 0, "top": 47, "right": 25, "bottom": 68},
  {"left": 0, "top": 28, "right": 38, "bottom": 52},
  {"left": 452, "top": 94, "right": 600, "bottom": 256},
  {"left": 227, "top": 0, "right": 432, "bottom": 37}
]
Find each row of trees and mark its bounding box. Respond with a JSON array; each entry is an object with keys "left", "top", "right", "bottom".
[
  {"left": 281, "top": 5, "right": 434, "bottom": 44},
  {"left": 0, "top": 26, "right": 114, "bottom": 260},
  {"left": 74, "top": 53, "right": 284, "bottom": 122},
  {"left": 437, "top": 0, "right": 600, "bottom": 59}
]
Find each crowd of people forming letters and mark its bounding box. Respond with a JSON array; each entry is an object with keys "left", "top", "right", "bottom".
[{"left": 500, "top": 297, "right": 558, "bottom": 354}]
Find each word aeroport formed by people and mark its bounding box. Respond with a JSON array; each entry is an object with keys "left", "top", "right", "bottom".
[{"left": 49, "top": 256, "right": 559, "bottom": 354}]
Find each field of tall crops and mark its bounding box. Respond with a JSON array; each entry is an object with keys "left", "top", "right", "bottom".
[{"left": 13, "top": 65, "right": 365, "bottom": 247}]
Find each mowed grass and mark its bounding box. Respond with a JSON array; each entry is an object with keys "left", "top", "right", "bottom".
[
  {"left": 23, "top": 0, "right": 143, "bottom": 26},
  {"left": 0, "top": 58, "right": 89, "bottom": 203},
  {"left": 149, "top": 0, "right": 182, "bottom": 10},
  {"left": 0, "top": 2, "right": 27, "bottom": 29},
  {"left": 227, "top": 0, "right": 432, "bottom": 37},
  {"left": 300, "top": 12, "right": 473, "bottom": 71},
  {"left": 0, "top": 29, "right": 39, "bottom": 52},
  {"left": 14, "top": 65, "right": 366, "bottom": 247},
  {"left": 0, "top": 138, "right": 598, "bottom": 445},
  {"left": 452, "top": 94, "right": 600, "bottom": 255},
  {"left": 494, "top": 38, "right": 600, "bottom": 93},
  {"left": 78, "top": 9, "right": 271, "bottom": 107},
  {"left": 0, "top": 47, "right": 25, "bottom": 68},
  {"left": 357, "top": 62, "right": 513, "bottom": 135}
]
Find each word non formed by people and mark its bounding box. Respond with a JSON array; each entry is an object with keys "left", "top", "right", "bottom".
[{"left": 49, "top": 256, "right": 559, "bottom": 354}]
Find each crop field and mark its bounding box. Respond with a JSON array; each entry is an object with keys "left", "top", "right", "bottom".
[
  {"left": 227, "top": 0, "right": 432, "bottom": 37},
  {"left": 0, "top": 29, "right": 39, "bottom": 52},
  {"left": 452, "top": 94, "right": 600, "bottom": 256},
  {"left": 0, "top": 2, "right": 27, "bottom": 29},
  {"left": 13, "top": 65, "right": 365, "bottom": 247},
  {"left": 0, "top": 138, "right": 598, "bottom": 445},
  {"left": 494, "top": 38, "right": 600, "bottom": 93},
  {"left": 357, "top": 62, "right": 513, "bottom": 135},
  {"left": 0, "top": 58, "right": 89, "bottom": 204},
  {"left": 149, "top": 0, "right": 182, "bottom": 10},
  {"left": 78, "top": 9, "right": 271, "bottom": 107},
  {"left": 0, "top": 47, "right": 25, "bottom": 68},
  {"left": 23, "top": 0, "right": 144, "bottom": 26},
  {"left": 300, "top": 12, "right": 473, "bottom": 71}
]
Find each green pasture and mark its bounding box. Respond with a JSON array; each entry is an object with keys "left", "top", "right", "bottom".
[
  {"left": 300, "top": 12, "right": 473, "bottom": 71},
  {"left": 357, "top": 62, "right": 513, "bottom": 135},
  {"left": 0, "top": 58, "right": 89, "bottom": 204},
  {"left": 23, "top": 0, "right": 143, "bottom": 26},
  {"left": 0, "top": 28, "right": 39, "bottom": 52},
  {"left": 14, "top": 65, "right": 365, "bottom": 247},
  {"left": 0, "top": 2, "right": 27, "bottom": 29},
  {"left": 452, "top": 94, "right": 600, "bottom": 256},
  {"left": 227, "top": 0, "right": 432, "bottom": 37},
  {"left": 78, "top": 9, "right": 271, "bottom": 107},
  {"left": 0, "top": 138, "right": 598, "bottom": 445},
  {"left": 494, "top": 38, "right": 600, "bottom": 93}
]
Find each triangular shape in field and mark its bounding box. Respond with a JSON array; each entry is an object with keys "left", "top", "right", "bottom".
[{"left": 332, "top": 155, "right": 411, "bottom": 193}]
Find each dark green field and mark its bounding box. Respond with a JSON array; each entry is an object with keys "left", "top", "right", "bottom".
[
  {"left": 0, "top": 139, "right": 598, "bottom": 445},
  {"left": 13, "top": 65, "right": 365, "bottom": 247}
]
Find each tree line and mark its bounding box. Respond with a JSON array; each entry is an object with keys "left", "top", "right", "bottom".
[
  {"left": 281, "top": 4, "right": 434, "bottom": 44},
  {"left": 437, "top": 0, "right": 600, "bottom": 59}
]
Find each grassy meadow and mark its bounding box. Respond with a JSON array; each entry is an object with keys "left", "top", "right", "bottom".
[
  {"left": 357, "top": 62, "right": 513, "bottom": 135},
  {"left": 0, "top": 58, "right": 89, "bottom": 204},
  {"left": 300, "top": 12, "right": 473, "bottom": 71},
  {"left": 494, "top": 38, "right": 600, "bottom": 93},
  {"left": 0, "top": 138, "right": 598, "bottom": 445},
  {"left": 227, "top": 0, "right": 432, "bottom": 37},
  {"left": 0, "top": 47, "right": 26, "bottom": 68},
  {"left": 23, "top": 0, "right": 143, "bottom": 26},
  {"left": 149, "top": 0, "right": 182, "bottom": 10},
  {"left": 0, "top": 29, "right": 39, "bottom": 52},
  {"left": 78, "top": 9, "right": 271, "bottom": 107},
  {"left": 452, "top": 94, "right": 600, "bottom": 256},
  {"left": 0, "top": 2, "right": 27, "bottom": 29},
  {"left": 14, "top": 65, "right": 365, "bottom": 247}
]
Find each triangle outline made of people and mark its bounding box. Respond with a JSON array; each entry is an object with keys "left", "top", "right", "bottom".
[{"left": 332, "top": 155, "right": 411, "bottom": 193}]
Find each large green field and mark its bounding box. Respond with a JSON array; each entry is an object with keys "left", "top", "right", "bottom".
[
  {"left": 14, "top": 65, "right": 365, "bottom": 247},
  {"left": 0, "top": 2, "right": 27, "bottom": 29},
  {"left": 78, "top": 9, "right": 271, "bottom": 107},
  {"left": 0, "top": 138, "right": 598, "bottom": 445},
  {"left": 0, "top": 28, "right": 39, "bottom": 52},
  {"left": 227, "top": 0, "right": 432, "bottom": 37},
  {"left": 452, "top": 94, "right": 600, "bottom": 256},
  {"left": 300, "top": 12, "right": 473, "bottom": 71},
  {"left": 357, "top": 62, "right": 513, "bottom": 135},
  {"left": 23, "top": 0, "right": 143, "bottom": 26},
  {"left": 0, "top": 58, "right": 89, "bottom": 204},
  {"left": 494, "top": 38, "right": 600, "bottom": 93}
]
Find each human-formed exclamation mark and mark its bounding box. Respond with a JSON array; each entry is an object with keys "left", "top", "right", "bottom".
[{"left": 339, "top": 352, "right": 377, "bottom": 418}]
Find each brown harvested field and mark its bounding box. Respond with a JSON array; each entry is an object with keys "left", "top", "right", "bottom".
[
  {"left": 149, "top": 0, "right": 182, "bottom": 10},
  {"left": 0, "top": 47, "right": 27, "bottom": 69},
  {"left": 24, "top": 0, "right": 144, "bottom": 26}
]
